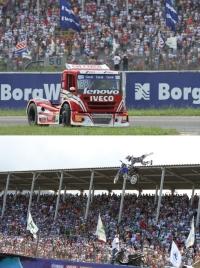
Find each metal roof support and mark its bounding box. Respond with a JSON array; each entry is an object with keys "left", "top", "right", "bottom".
[
  {"left": 196, "top": 195, "right": 200, "bottom": 228},
  {"left": 27, "top": 172, "right": 37, "bottom": 220},
  {"left": 118, "top": 173, "right": 127, "bottom": 224},
  {"left": 1, "top": 173, "right": 10, "bottom": 218},
  {"left": 14, "top": 188, "right": 18, "bottom": 201},
  {"left": 37, "top": 187, "right": 40, "bottom": 203},
  {"left": 90, "top": 186, "right": 95, "bottom": 204},
  {"left": 154, "top": 185, "right": 158, "bottom": 205},
  {"left": 63, "top": 185, "right": 66, "bottom": 202},
  {"left": 190, "top": 186, "right": 195, "bottom": 206},
  {"left": 138, "top": 188, "right": 142, "bottom": 197},
  {"left": 54, "top": 171, "right": 64, "bottom": 222},
  {"left": 84, "top": 170, "right": 94, "bottom": 220},
  {"left": 156, "top": 167, "right": 165, "bottom": 224}
]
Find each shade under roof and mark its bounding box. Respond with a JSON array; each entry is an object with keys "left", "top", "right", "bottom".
[{"left": 0, "top": 164, "right": 200, "bottom": 191}]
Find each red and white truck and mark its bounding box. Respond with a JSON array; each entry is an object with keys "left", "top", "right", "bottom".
[{"left": 26, "top": 64, "right": 129, "bottom": 127}]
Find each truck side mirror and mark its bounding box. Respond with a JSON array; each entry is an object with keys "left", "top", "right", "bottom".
[{"left": 61, "top": 81, "right": 65, "bottom": 89}]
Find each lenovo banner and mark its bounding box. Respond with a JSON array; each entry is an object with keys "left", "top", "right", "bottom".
[
  {"left": 126, "top": 71, "right": 200, "bottom": 108},
  {"left": 0, "top": 73, "right": 60, "bottom": 108}
]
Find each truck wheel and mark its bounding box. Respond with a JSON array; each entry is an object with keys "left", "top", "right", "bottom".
[
  {"left": 27, "top": 103, "right": 38, "bottom": 125},
  {"left": 62, "top": 103, "right": 71, "bottom": 126}
]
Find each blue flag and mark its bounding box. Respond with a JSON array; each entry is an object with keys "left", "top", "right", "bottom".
[
  {"left": 60, "top": 0, "right": 81, "bottom": 32},
  {"left": 165, "top": 0, "right": 178, "bottom": 32}
]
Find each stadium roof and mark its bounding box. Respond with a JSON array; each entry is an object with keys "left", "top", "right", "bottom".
[{"left": 0, "top": 164, "right": 200, "bottom": 191}]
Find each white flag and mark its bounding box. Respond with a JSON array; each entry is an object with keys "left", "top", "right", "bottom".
[
  {"left": 95, "top": 214, "right": 106, "bottom": 243},
  {"left": 27, "top": 212, "right": 39, "bottom": 239},
  {"left": 166, "top": 36, "right": 177, "bottom": 50},
  {"left": 185, "top": 216, "right": 195, "bottom": 248},
  {"left": 170, "top": 241, "right": 182, "bottom": 268}
]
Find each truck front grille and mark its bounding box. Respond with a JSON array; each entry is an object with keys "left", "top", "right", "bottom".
[
  {"left": 87, "top": 102, "right": 115, "bottom": 110},
  {"left": 92, "top": 114, "right": 112, "bottom": 125}
]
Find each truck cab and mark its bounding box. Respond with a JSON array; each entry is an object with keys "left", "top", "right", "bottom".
[{"left": 27, "top": 64, "right": 129, "bottom": 127}]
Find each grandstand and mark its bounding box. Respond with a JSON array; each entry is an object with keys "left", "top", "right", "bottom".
[{"left": 0, "top": 164, "right": 200, "bottom": 267}]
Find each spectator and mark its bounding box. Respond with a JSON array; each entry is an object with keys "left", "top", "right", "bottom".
[
  {"left": 113, "top": 53, "right": 121, "bottom": 70},
  {"left": 0, "top": 192, "right": 198, "bottom": 267},
  {"left": 122, "top": 53, "right": 128, "bottom": 71},
  {"left": 1, "top": 0, "right": 200, "bottom": 71}
]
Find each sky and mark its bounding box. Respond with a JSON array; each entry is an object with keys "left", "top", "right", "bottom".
[{"left": 0, "top": 136, "right": 200, "bottom": 172}]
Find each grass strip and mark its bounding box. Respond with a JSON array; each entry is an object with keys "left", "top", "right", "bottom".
[
  {"left": 1, "top": 108, "right": 200, "bottom": 116},
  {"left": 0, "top": 125, "right": 178, "bottom": 135}
]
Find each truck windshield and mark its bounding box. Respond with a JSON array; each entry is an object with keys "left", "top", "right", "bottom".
[{"left": 77, "top": 74, "right": 121, "bottom": 94}]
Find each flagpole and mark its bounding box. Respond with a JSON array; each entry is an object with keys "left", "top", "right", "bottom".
[
  {"left": 82, "top": 0, "right": 84, "bottom": 14},
  {"left": 126, "top": 0, "right": 128, "bottom": 15},
  {"left": 196, "top": 196, "right": 200, "bottom": 228},
  {"left": 35, "top": 231, "right": 40, "bottom": 257},
  {"left": 37, "top": 0, "right": 40, "bottom": 18}
]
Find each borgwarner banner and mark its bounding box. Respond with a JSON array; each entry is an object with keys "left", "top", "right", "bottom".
[
  {"left": 126, "top": 71, "right": 200, "bottom": 108},
  {"left": 0, "top": 73, "right": 60, "bottom": 108}
]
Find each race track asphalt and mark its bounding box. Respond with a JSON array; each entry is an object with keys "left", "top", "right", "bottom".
[{"left": 0, "top": 116, "right": 199, "bottom": 135}]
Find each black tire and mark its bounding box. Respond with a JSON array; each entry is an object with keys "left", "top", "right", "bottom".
[
  {"left": 61, "top": 103, "right": 71, "bottom": 126},
  {"left": 27, "top": 103, "right": 38, "bottom": 125}
]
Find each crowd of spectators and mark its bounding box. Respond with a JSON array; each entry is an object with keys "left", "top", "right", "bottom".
[
  {"left": 0, "top": 192, "right": 199, "bottom": 267},
  {"left": 1, "top": 0, "right": 200, "bottom": 71}
]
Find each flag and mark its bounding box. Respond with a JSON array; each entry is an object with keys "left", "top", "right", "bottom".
[
  {"left": 60, "top": 0, "right": 81, "bottom": 32},
  {"left": 95, "top": 214, "right": 106, "bottom": 243},
  {"left": 157, "top": 32, "right": 165, "bottom": 49},
  {"left": 27, "top": 212, "right": 39, "bottom": 239},
  {"left": 166, "top": 36, "right": 177, "bottom": 49},
  {"left": 15, "top": 40, "right": 28, "bottom": 56},
  {"left": 185, "top": 216, "right": 195, "bottom": 248},
  {"left": 84, "top": 35, "right": 90, "bottom": 56},
  {"left": 170, "top": 241, "right": 182, "bottom": 268},
  {"left": 165, "top": 0, "right": 178, "bottom": 31},
  {"left": 114, "top": 171, "right": 119, "bottom": 184},
  {"left": 112, "top": 38, "right": 119, "bottom": 54}
]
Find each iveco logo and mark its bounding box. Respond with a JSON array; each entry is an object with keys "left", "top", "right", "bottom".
[{"left": 134, "top": 83, "right": 150, "bottom": 100}]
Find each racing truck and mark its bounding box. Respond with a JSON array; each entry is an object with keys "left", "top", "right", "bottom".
[{"left": 26, "top": 64, "right": 129, "bottom": 127}]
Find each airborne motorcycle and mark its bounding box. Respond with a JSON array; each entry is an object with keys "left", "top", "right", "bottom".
[
  {"left": 114, "top": 153, "right": 153, "bottom": 185},
  {"left": 113, "top": 163, "right": 139, "bottom": 185}
]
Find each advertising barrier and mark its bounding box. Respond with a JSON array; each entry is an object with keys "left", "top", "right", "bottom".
[
  {"left": 1, "top": 71, "right": 200, "bottom": 109},
  {"left": 0, "top": 73, "right": 60, "bottom": 109},
  {"left": 126, "top": 71, "right": 200, "bottom": 108},
  {"left": 0, "top": 253, "right": 140, "bottom": 268}
]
